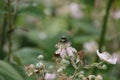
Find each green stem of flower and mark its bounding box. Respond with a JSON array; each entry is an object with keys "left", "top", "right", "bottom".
[
  {"left": 83, "top": 62, "right": 103, "bottom": 69},
  {"left": 99, "top": 0, "right": 114, "bottom": 52},
  {"left": 92, "top": 0, "right": 114, "bottom": 74},
  {"left": 72, "top": 69, "right": 78, "bottom": 79},
  {"left": 72, "top": 63, "right": 81, "bottom": 79}
]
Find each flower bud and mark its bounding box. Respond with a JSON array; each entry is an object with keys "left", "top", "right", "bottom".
[
  {"left": 101, "top": 64, "right": 107, "bottom": 69},
  {"left": 49, "top": 65, "right": 54, "bottom": 68},
  {"left": 25, "top": 64, "right": 35, "bottom": 77},
  {"left": 57, "top": 67, "right": 65, "bottom": 73},
  {"left": 36, "top": 62, "right": 44, "bottom": 68},
  {"left": 38, "top": 55, "right": 44, "bottom": 60},
  {"left": 95, "top": 75, "right": 103, "bottom": 80},
  {"left": 78, "top": 51, "right": 85, "bottom": 59},
  {"left": 57, "top": 68, "right": 63, "bottom": 73},
  {"left": 61, "top": 59, "right": 70, "bottom": 65},
  {"left": 88, "top": 75, "right": 96, "bottom": 80},
  {"left": 79, "top": 74, "right": 86, "bottom": 80},
  {"left": 79, "top": 71, "right": 84, "bottom": 75}
]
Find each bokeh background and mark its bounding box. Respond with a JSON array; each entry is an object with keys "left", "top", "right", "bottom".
[{"left": 0, "top": 0, "right": 120, "bottom": 80}]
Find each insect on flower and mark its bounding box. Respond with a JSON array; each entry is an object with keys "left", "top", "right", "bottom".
[{"left": 55, "top": 36, "right": 77, "bottom": 58}]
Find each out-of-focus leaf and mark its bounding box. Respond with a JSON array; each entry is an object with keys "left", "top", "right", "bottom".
[
  {"left": 81, "top": 0, "right": 95, "bottom": 7},
  {"left": 0, "top": 0, "right": 4, "bottom": 8},
  {"left": 0, "top": 9, "right": 8, "bottom": 14},
  {"left": 18, "top": 6, "right": 44, "bottom": 18},
  {"left": 14, "top": 47, "right": 46, "bottom": 65},
  {"left": 0, "top": 75, "right": 5, "bottom": 80},
  {"left": 74, "top": 34, "right": 98, "bottom": 43},
  {"left": 12, "top": 54, "right": 22, "bottom": 65},
  {"left": 114, "top": 0, "right": 120, "bottom": 7},
  {"left": 0, "top": 0, "right": 7, "bottom": 14},
  {"left": 13, "top": 47, "right": 55, "bottom": 69},
  {"left": 24, "top": 31, "right": 60, "bottom": 58},
  {"left": 45, "top": 17, "right": 68, "bottom": 35},
  {"left": 0, "top": 61, "right": 29, "bottom": 80},
  {"left": 73, "top": 19, "right": 99, "bottom": 34}
]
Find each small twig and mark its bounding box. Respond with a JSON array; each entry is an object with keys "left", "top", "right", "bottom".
[
  {"left": 7, "top": 0, "right": 19, "bottom": 61},
  {"left": 83, "top": 62, "right": 103, "bottom": 69}
]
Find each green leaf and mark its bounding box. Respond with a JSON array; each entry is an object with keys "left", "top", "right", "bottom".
[
  {"left": 74, "top": 34, "right": 98, "bottom": 43},
  {"left": 12, "top": 54, "right": 22, "bottom": 65},
  {"left": 0, "top": 61, "right": 29, "bottom": 80},
  {"left": 81, "top": 0, "right": 95, "bottom": 7},
  {"left": 14, "top": 47, "right": 45, "bottom": 65},
  {"left": 18, "top": 6, "right": 44, "bottom": 18},
  {"left": 73, "top": 19, "right": 99, "bottom": 34}
]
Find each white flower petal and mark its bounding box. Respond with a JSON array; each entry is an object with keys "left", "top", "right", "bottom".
[
  {"left": 45, "top": 73, "right": 56, "bottom": 80},
  {"left": 96, "top": 75, "right": 103, "bottom": 80},
  {"left": 96, "top": 50, "right": 117, "bottom": 64},
  {"left": 107, "top": 57, "right": 117, "bottom": 64},
  {"left": 60, "top": 49, "right": 67, "bottom": 58},
  {"left": 55, "top": 48, "right": 61, "bottom": 54},
  {"left": 66, "top": 47, "right": 74, "bottom": 56},
  {"left": 71, "top": 47, "right": 77, "bottom": 53}
]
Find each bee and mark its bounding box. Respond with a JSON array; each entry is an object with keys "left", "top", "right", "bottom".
[{"left": 60, "top": 36, "right": 68, "bottom": 43}]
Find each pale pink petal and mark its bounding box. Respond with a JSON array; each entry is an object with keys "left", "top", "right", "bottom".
[
  {"left": 45, "top": 73, "right": 56, "bottom": 80},
  {"left": 60, "top": 49, "right": 67, "bottom": 58},
  {"left": 71, "top": 47, "right": 77, "bottom": 53},
  {"left": 55, "top": 48, "right": 61, "bottom": 54},
  {"left": 96, "top": 50, "right": 117, "bottom": 64},
  {"left": 66, "top": 47, "right": 74, "bottom": 57}
]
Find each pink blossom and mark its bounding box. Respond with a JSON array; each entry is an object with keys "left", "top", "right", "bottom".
[
  {"left": 44, "top": 73, "right": 56, "bottom": 80},
  {"left": 60, "top": 49, "right": 67, "bottom": 58},
  {"left": 66, "top": 47, "right": 74, "bottom": 56},
  {"left": 97, "top": 50, "right": 117, "bottom": 64}
]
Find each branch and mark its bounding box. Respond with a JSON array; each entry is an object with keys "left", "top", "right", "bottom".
[{"left": 7, "top": 0, "right": 19, "bottom": 61}]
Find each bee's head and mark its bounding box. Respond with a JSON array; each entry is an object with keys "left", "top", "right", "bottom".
[{"left": 60, "top": 36, "right": 68, "bottom": 43}]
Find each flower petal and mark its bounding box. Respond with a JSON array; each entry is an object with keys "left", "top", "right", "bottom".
[
  {"left": 60, "top": 49, "right": 67, "bottom": 58},
  {"left": 55, "top": 48, "right": 61, "bottom": 54},
  {"left": 66, "top": 47, "right": 74, "bottom": 56},
  {"left": 96, "top": 50, "right": 117, "bottom": 64},
  {"left": 45, "top": 73, "right": 56, "bottom": 80}
]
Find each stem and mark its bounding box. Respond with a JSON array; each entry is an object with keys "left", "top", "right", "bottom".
[
  {"left": 83, "top": 62, "right": 103, "bottom": 69},
  {"left": 92, "top": 0, "right": 113, "bottom": 74},
  {"left": 72, "top": 69, "right": 78, "bottom": 79},
  {"left": 0, "top": 1, "right": 8, "bottom": 59},
  {"left": 99, "top": 0, "right": 113, "bottom": 52},
  {"left": 7, "top": 0, "right": 18, "bottom": 60},
  {"left": 72, "top": 63, "right": 81, "bottom": 79},
  {"left": 7, "top": 0, "right": 12, "bottom": 61},
  {"left": 0, "top": 15, "right": 7, "bottom": 59}
]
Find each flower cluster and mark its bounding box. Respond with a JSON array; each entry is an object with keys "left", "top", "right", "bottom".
[
  {"left": 25, "top": 55, "right": 46, "bottom": 78},
  {"left": 25, "top": 36, "right": 117, "bottom": 80},
  {"left": 55, "top": 36, "right": 77, "bottom": 58}
]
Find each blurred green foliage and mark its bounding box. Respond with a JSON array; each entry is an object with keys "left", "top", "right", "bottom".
[{"left": 0, "top": 0, "right": 120, "bottom": 80}]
